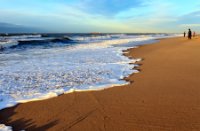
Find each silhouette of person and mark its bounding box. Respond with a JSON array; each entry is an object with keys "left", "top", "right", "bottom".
[
  {"left": 184, "top": 32, "right": 186, "bottom": 37},
  {"left": 188, "top": 29, "right": 192, "bottom": 39}
]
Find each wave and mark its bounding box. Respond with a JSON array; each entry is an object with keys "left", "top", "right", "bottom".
[
  {"left": 0, "top": 37, "right": 74, "bottom": 50},
  {"left": 0, "top": 33, "right": 181, "bottom": 50},
  {"left": 70, "top": 34, "right": 129, "bottom": 42},
  {"left": 0, "top": 34, "right": 42, "bottom": 40},
  {"left": 18, "top": 37, "right": 73, "bottom": 44},
  {"left": 0, "top": 40, "right": 18, "bottom": 49}
]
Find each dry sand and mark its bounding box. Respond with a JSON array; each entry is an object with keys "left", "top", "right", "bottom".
[{"left": 1, "top": 37, "right": 200, "bottom": 131}]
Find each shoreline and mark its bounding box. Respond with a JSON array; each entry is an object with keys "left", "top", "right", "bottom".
[
  {"left": 0, "top": 46, "right": 139, "bottom": 111},
  {"left": 0, "top": 42, "right": 141, "bottom": 130},
  {"left": 2, "top": 36, "right": 200, "bottom": 130}
]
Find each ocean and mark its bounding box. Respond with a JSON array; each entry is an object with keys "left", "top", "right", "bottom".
[{"left": 0, "top": 33, "right": 180, "bottom": 111}]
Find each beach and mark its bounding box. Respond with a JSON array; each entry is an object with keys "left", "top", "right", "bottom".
[{"left": 1, "top": 36, "right": 200, "bottom": 131}]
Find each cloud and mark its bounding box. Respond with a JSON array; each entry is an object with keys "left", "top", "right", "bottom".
[
  {"left": 0, "top": 22, "right": 46, "bottom": 33},
  {"left": 176, "top": 10, "right": 200, "bottom": 27},
  {"left": 179, "top": 10, "right": 200, "bottom": 19},
  {"left": 179, "top": 24, "right": 200, "bottom": 27},
  {"left": 75, "top": 0, "right": 148, "bottom": 16}
]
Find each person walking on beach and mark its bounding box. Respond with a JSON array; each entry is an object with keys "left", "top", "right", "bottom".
[
  {"left": 188, "top": 29, "right": 192, "bottom": 39},
  {"left": 184, "top": 32, "right": 186, "bottom": 37}
]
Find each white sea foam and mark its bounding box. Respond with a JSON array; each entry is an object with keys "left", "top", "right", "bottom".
[
  {"left": 0, "top": 40, "right": 18, "bottom": 49},
  {"left": 0, "top": 34, "right": 181, "bottom": 111},
  {"left": 0, "top": 124, "right": 12, "bottom": 131},
  {"left": 0, "top": 34, "right": 41, "bottom": 40},
  {"left": 0, "top": 46, "right": 138, "bottom": 110}
]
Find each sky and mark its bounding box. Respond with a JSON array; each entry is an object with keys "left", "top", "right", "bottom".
[{"left": 0, "top": 0, "right": 200, "bottom": 33}]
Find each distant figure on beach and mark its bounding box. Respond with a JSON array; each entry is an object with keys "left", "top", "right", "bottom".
[
  {"left": 188, "top": 29, "right": 192, "bottom": 39},
  {"left": 184, "top": 32, "right": 186, "bottom": 37},
  {"left": 193, "top": 32, "right": 196, "bottom": 37}
]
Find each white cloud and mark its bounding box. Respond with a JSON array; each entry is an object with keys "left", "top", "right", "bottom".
[{"left": 179, "top": 24, "right": 200, "bottom": 27}]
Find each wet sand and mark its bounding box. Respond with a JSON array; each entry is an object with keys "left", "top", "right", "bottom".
[{"left": 1, "top": 37, "right": 200, "bottom": 131}]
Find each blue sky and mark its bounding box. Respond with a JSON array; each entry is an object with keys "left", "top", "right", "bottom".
[{"left": 0, "top": 0, "right": 200, "bottom": 33}]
